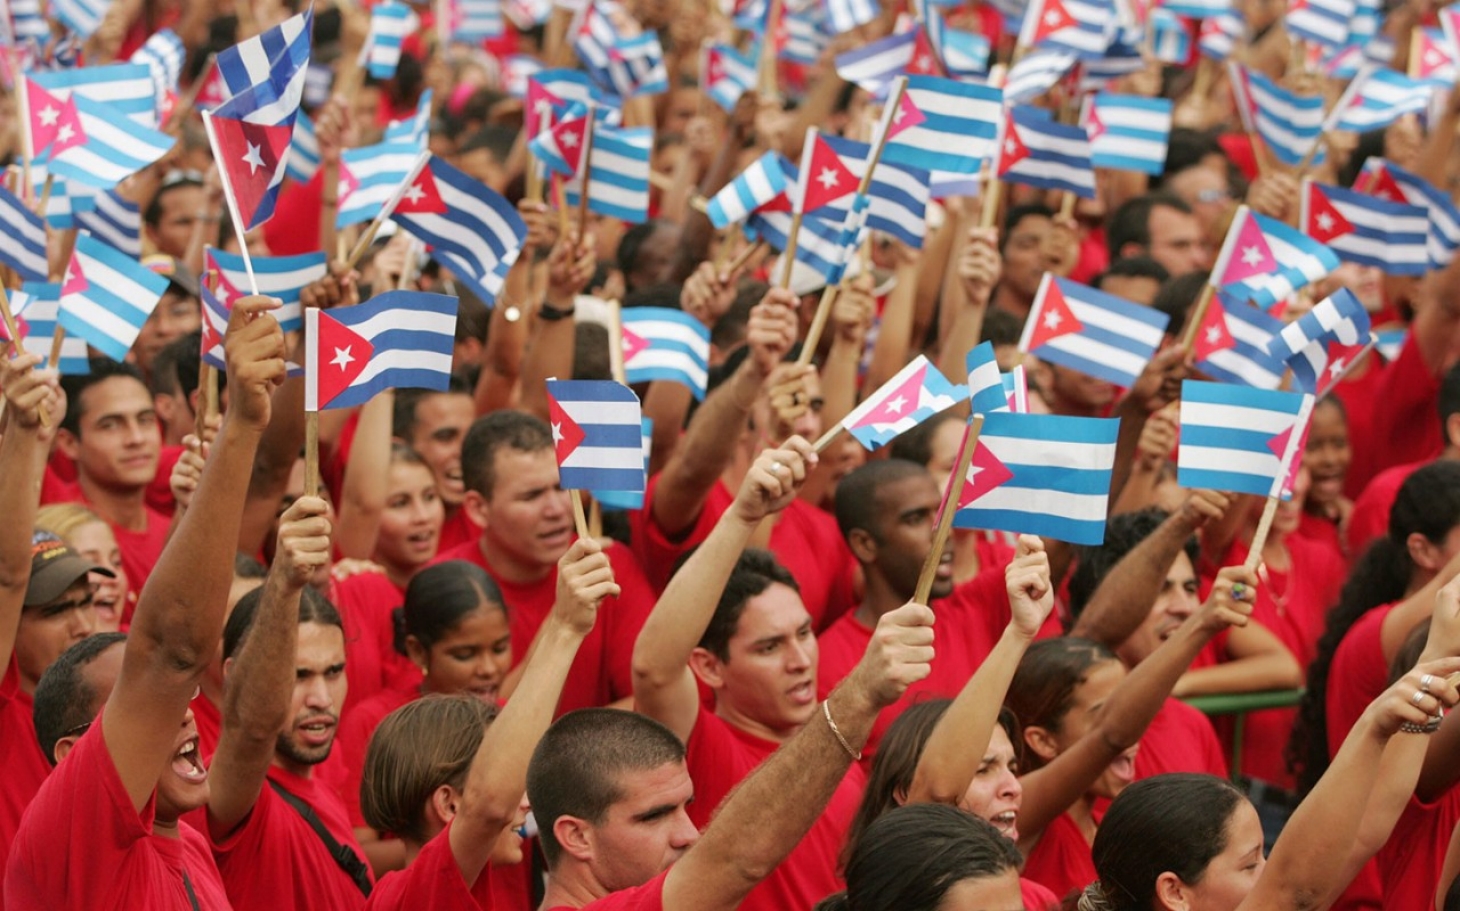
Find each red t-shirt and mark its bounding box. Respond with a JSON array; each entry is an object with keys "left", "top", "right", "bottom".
[
  {"left": 330, "top": 572, "right": 422, "bottom": 718},
  {"left": 1343, "top": 333, "right": 1443, "bottom": 500},
  {"left": 1293, "top": 511, "right": 1346, "bottom": 568},
  {"left": 1346, "top": 460, "right": 1425, "bottom": 558},
  {"left": 110, "top": 506, "right": 172, "bottom": 622},
  {"left": 1020, "top": 810, "right": 1095, "bottom": 904},
  {"left": 550, "top": 870, "right": 668, "bottom": 911},
  {"left": 0, "top": 661, "right": 51, "bottom": 911},
  {"left": 433, "top": 539, "right": 654, "bottom": 713},
  {"left": 4, "top": 719, "right": 230, "bottom": 909},
  {"left": 209, "top": 765, "right": 374, "bottom": 911},
  {"left": 684, "top": 707, "right": 862, "bottom": 911},
  {"left": 815, "top": 565, "right": 1024, "bottom": 763},
  {"left": 438, "top": 509, "right": 485, "bottom": 556},
  {"left": 145, "top": 446, "right": 183, "bottom": 517},
  {"left": 1022, "top": 877, "right": 1060, "bottom": 911},
  {"left": 1134, "top": 698, "right": 1228, "bottom": 779},
  {"left": 1324, "top": 603, "right": 1398, "bottom": 759},
  {"left": 1375, "top": 791, "right": 1460, "bottom": 911},
  {"left": 366, "top": 821, "right": 493, "bottom": 910},
  {"left": 631, "top": 474, "right": 857, "bottom": 631},
  {"left": 330, "top": 687, "right": 413, "bottom": 829}
]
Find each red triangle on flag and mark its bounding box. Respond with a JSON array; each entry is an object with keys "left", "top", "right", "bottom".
[
  {"left": 200, "top": 320, "right": 224, "bottom": 357},
  {"left": 1086, "top": 104, "right": 1107, "bottom": 141},
  {"left": 1419, "top": 31, "right": 1452, "bottom": 77},
  {"left": 211, "top": 114, "right": 292, "bottom": 227},
  {"left": 1026, "top": 278, "right": 1084, "bottom": 350},
  {"left": 856, "top": 362, "right": 928, "bottom": 427},
  {"left": 1265, "top": 418, "right": 1310, "bottom": 497},
  {"left": 887, "top": 89, "right": 926, "bottom": 140},
  {"left": 1216, "top": 211, "right": 1277, "bottom": 286},
  {"left": 958, "top": 440, "right": 1015, "bottom": 508},
  {"left": 315, "top": 311, "right": 375, "bottom": 409},
  {"left": 800, "top": 133, "right": 859, "bottom": 212},
  {"left": 551, "top": 117, "right": 590, "bottom": 176},
  {"left": 1032, "top": 0, "right": 1078, "bottom": 42},
  {"left": 908, "top": 27, "right": 945, "bottom": 76},
  {"left": 62, "top": 255, "right": 88, "bottom": 297},
  {"left": 526, "top": 81, "right": 564, "bottom": 138},
  {"left": 1304, "top": 183, "right": 1353, "bottom": 244},
  {"left": 706, "top": 49, "right": 727, "bottom": 84},
  {"left": 996, "top": 115, "right": 1030, "bottom": 176},
  {"left": 621, "top": 325, "right": 649, "bottom": 364},
  {"left": 1191, "top": 298, "right": 1235, "bottom": 361},
  {"left": 1317, "top": 338, "right": 1368, "bottom": 394},
  {"left": 547, "top": 392, "right": 587, "bottom": 464},
  {"left": 27, "top": 82, "right": 85, "bottom": 159},
  {"left": 337, "top": 161, "right": 362, "bottom": 204},
  {"left": 396, "top": 163, "right": 448, "bottom": 215},
  {"left": 1355, "top": 164, "right": 1405, "bottom": 203}
]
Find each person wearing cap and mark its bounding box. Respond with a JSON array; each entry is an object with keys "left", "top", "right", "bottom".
[
  {"left": 136, "top": 255, "right": 203, "bottom": 390},
  {"left": 6, "top": 294, "right": 287, "bottom": 909},
  {"left": 0, "top": 350, "right": 94, "bottom": 908}
]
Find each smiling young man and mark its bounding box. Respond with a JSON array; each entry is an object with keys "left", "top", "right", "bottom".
[
  {"left": 392, "top": 383, "right": 478, "bottom": 553},
  {"left": 6, "top": 294, "right": 287, "bottom": 909},
  {"left": 434, "top": 410, "right": 656, "bottom": 713}
]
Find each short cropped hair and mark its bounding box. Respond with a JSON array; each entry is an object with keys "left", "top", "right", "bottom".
[
  {"left": 460, "top": 411, "right": 555, "bottom": 500},
  {"left": 699, "top": 548, "right": 799, "bottom": 661},
  {"left": 33, "top": 632, "right": 128, "bottom": 764},
  {"left": 834, "top": 459, "right": 930, "bottom": 544}
]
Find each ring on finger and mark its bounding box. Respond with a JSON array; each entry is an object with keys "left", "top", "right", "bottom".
[
  {"left": 770, "top": 461, "right": 785, "bottom": 474},
  {"left": 1413, "top": 689, "right": 1429, "bottom": 707},
  {"left": 1231, "top": 583, "right": 1246, "bottom": 599},
  {"left": 1422, "top": 674, "right": 1436, "bottom": 693}
]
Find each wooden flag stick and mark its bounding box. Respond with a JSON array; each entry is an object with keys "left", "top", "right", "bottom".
[
  {"left": 1243, "top": 496, "right": 1280, "bottom": 571},
  {"left": 812, "top": 423, "right": 843, "bottom": 454},
  {"left": 727, "top": 239, "right": 767, "bottom": 275},
  {"left": 569, "top": 488, "right": 591, "bottom": 539},
  {"left": 576, "top": 107, "right": 597, "bottom": 243},
  {"left": 1244, "top": 393, "right": 1314, "bottom": 569},
  {"left": 13, "top": 56, "right": 31, "bottom": 204},
  {"left": 607, "top": 298, "right": 628, "bottom": 384},
  {"left": 554, "top": 175, "right": 571, "bottom": 239},
  {"left": 344, "top": 151, "right": 432, "bottom": 272},
  {"left": 795, "top": 283, "right": 839, "bottom": 366},
  {"left": 305, "top": 412, "right": 320, "bottom": 498},
  {"left": 914, "top": 415, "right": 984, "bottom": 604},
  {"left": 320, "top": 157, "right": 340, "bottom": 262},
  {"left": 1179, "top": 283, "right": 1218, "bottom": 355},
  {"left": 776, "top": 211, "right": 806, "bottom": 288},
  {"left": 34, "top": 175, "right": 54, "bottom": 217},
  {"left": 589, "top": 497, "right": 603, "bottom": 541}
]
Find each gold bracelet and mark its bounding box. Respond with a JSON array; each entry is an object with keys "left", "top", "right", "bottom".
[{"left": 822, "top": 700, "right": 861, "bottom": 761}]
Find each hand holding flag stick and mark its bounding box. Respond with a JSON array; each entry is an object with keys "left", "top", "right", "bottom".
[
  {"left": 546, "top": 379, "right": 647, "bottom": 541},
  {"left": 915, "top": 415, "right": 983, "bottom": 604},
  {"left": 0, "top": 287, "right": 42, "bottom": 427}
]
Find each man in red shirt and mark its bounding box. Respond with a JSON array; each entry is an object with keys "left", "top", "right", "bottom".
[
  {"left": 630, "top": 286, "right": 856, "bottom": 629},
  {"left": 7, "top": 294, "right": 286, "bottom": 909},
  {"left": 54, "top": 359, "right": 170, "bottom": 609},
  {"left": 392, "top": 383, "right": 480, "bottom": 553},
  {"left": 436, "top": 410, "right": 656, "bottom": 713},
  {"left": 206, "top": 498, "right": 373, "bottom": 910},
  {"left": 630, "top": 438, "right": 933, "bottom": 911}
]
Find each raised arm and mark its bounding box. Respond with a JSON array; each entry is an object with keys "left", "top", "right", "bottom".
[
  {"left": 1238, "top": 657, "right": 1460, "bottom": 911},
  {"left": 1018, "top": 566, "right": 1256, "bottom": 849},
  {"left": 662, "top": 600, "right": 935, "bottom": 911},
  {"left": 450, "top": 538, "right": 616, "bottom": 885},
  {"left": 105, "top": 295, "right": 286, "bottom": 813},
  {"left": 650, "top": 288, "right": 796, "bottom": 537},
  {"left": 334, "top": 390, "right": 393, "bottom": 559},
  {"left": 0, "top": 352, "right": 61, "bottom": 675},
  {"left": 208, "top": 495, "right": 332, "bottom": 836},
  {"left": 632, "top": 437, "right": 816, "bottom": 742},
  {"left": 518, "top": 230, "right": 595, "bottom": 423},
  {"left": 908, "top": 535, "right": 1054, "bottom": 806}
]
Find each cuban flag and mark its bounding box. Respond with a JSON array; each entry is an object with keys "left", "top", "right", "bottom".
[
  {"left": 620, "top": 307, "right": 711, "bottom": 398},
  {"left": 199, "top": 282, "right": 230, "bottom": 370},
  {"left": 1267, "top": 287, "right": 1374, "bottom": 394},
  {"left": 1019, "top": 274, "right": 1169, "bottom": 387},
  {"left": 882, "top": 75, "right": 1003, "bottom": 175},
  {"left": 917, "top": 2, "right": 992, "bottom": 76},
  {"left": 46, "top": 95, "right": 175, "bottom": 191},
  {"left": 965, "top": 341, "right": 1010, "bottom": 417},
  {"left": 706, "top": 151, "right": 791, "bottom": 229},
  {"left": 546, "top": 379, "right": 646, "bottom": 492},
  {"left": 704, "top": 43, "right": 757, "bottom": 112},
  {"left": 6, "top": 283, "right": 90, "bottom": 374},
  {"left": 1078, "top": 39, "right": 1146, "bottom": 92},
  {"left": 57, "top": 234, "right": 169, "bottom": 363},
  {"left": 446, "top": 0, "right": 506, "bottom": 41},
  {"left": 1005, "top": 49, "right": 1077, "bottom": 104},
  {"left": 1197, "top": 12, "right": 1243, "bottom": 59},
  {"left": 1162, "top": 0, "right": 1230, "bottom": 17},
  {"left": 205, "top": 247, "right": 328, "bottom": 334},
  {"left": 1329, "top": 67, "right": 1436, "bottom": 133},
  {"left": 337, "top": 141, "right": 422, "bottom": 228},
  {"left": 824, "top": 0, "right": 877, "bottom": 33},
  {"left": 1191, "top": 294, "right": 1286, "bottom": 389},
  {"left": 366, "top": 1, "right": 418, "bottom": 79},
  {"left": 1211, "top": 206, "right": 1338, "bottom": 311},
  {"left": 593, "top": 418, "right": 652, "bottom": 511},
  {"left": 835, "top": 30, "right": 918, "bottom": 91},
  {"left": 564, "top": 125, "right": 653, "bottom": 223},
  {"left": 1178, "top": 380, "right": 1315, "bottom": 499},
  {"left": 952, "top": 411, "right": 1118, "bottom": 545},
  {"left": 215, "top": 8, "right": 313, "bottom": 104},
  {"left": 286, "top": 112, "right": 321, "bottom": 183},
  {"left": 528, "top": 108, "right": 591, "bottom": 177},
  {"left": 1148, "top": 9, "right": 1192, "bottom": 63},
  {"left": 52, "top": 0, "right": 110, "bottom": 39},
  {"left": 206, "top": 83, "right": 304, "bottom": 230},
  {"left": 1017, "top": 0, "right": 1115, "bottom": 59},
  {"left": 525, "top": 70, "right": 599, "bottom": 139},
  {"left": 0, "top": 183, "right": 49, "bottom": 282},
  {"left": 392, "top": 155, "right": 528, "bottom": 307},
  {"left": 574, "top": 2, "right": 669, "bottom": 98},
  {"left": 29, "top": 174, "right": 97, "bottom": 229},
  {"left": 23, "top": 80, "right": 86, "bottom": 160},
  {"left": 1355, "top": 158, "right": 1460, "bottom": 270},
  {"left": 1084, "top": 93, "right": 1171, "bottom": 175},
  {"left": 778, "top": 2, "right": 832, "bottom": 64},
  {"left": 128, "top": 28, "right": 185, "bottom": 114},
  {"left": 749, "top": 206, "right": 866, "bottom": 288},
  {"left": 305, "top": 291, "right": 457, "bottom": 411},
  {"left": 841, "top": 355, "right": 965, "bottom": 449},
  {"left": 6, "top": 0, "right": 49, "bottom": 43},
  {"left": 996, "top": 107, "right": 1096, "bottom": 198},
  {"left": 29, "top": 64, "right": 158, "bottom": 127},
  {"left": 74, "top": 188, "right": 142, "bottom": 258},
  {"left": 1229, "top": 65, "right": 1325, "bottom": 168},
  {"left": 1411, "top": 27, "right": 1458, "bottom": 84},
  {"left": 1301, "top": 180, "right": 1428, "bottom": 275},
  {"left": 1285, "top": 0, "right": 1353, "bottom": 47},
  {"left": 816, "top": 134, "right": 931, "bottom": 248}
]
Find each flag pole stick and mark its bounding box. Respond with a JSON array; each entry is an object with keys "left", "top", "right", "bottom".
[
  {"left": 196, "top": 271, "right": 221, "bottom": 440},
  {"left": 796, "top": 284, "right": 839, "bottom": 366},
  {"left": 777, "top": 209, "right": 806, "bottom": 288},
  {"left": 1243, "top": 496, "right": 1280, "bottom": 571},
  {"left": 34, "top": 175, "right": 54, "bottom": 217},
  {"left": 397, "top": 237, "right": 419, "bottom": 290},
  {"left": 812, "top": 423, "right": 843, "bottom": 454},
  {"left": 727, "top": 238, "right": 767, "bottom": 274},
  {"left": 166, "top": 53, "right": 216, "bottom": 135},
  {"left": 13, "top": 60, "right": 31, "bottom": 204},
  {"left": 914, "top": 415, "right": 984, "bottom": 604},
  {"left": 569, "top": 488, "right": 591, "bottom": 539},
  {"left": 576, "top": 106, "right": 597, "bottom": 243},
  {"left": 554, "top": 175, "right": 571, "bottom": 239},
  {"left": 1179, "top": 283, "right": 1217, "bottom": 355},
  {"left": 321, "top": 155, "right": 339, "bottom": 263},
  {"left": 201, "top": 110, "right": 261, "bottom": 295},
  {"left": 1244, "top": 393, "right": 1313, "bottom": 569},
  {"left": 607, "top": 298, "right": 627, "bottom": 383},
  {"left": 344, "top": 151, "right": 432, "bottom": 271},
  {"left": 589, "top": 497, "right": 603, "bottom": 540}
]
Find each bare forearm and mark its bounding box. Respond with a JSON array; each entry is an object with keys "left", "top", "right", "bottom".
[
  {"left": 475, "top": 260, "right": 534, "bottom": 415},
  {"left": 518, "top": 318, "right": 576, "bottom": 424},
  {"left": 652, "top": 364, "right": 760, "bottom": 534},
  {"left": 643, "top": 381, "right": 691, "bottom": 477},
  {"left": 868, "top": 264, "right": 917, "bottom": 394},
  {"left": 1070, "top": 514, "right": 1195, "bottom": 648},
  {"left": 1106, "top": 400, "right": 1148, "bottom": 508},
  {"left": 221, "top": 571, "right": 304, "bottom": 736},
  {"left": 1100, "top": 618, "right": 1213, "bottom": 749},
  {"left": 334, "top": 390, "right": 393, "bottom": 559},
  {"left": 820, "top": 333, "right": 862, "bottom": 431},
  {"left": 1173, "top": 652, "right": 1300, "bottom": 697},
  {"left": 0, "top": 427, "right": 46, "bottom": 593}
]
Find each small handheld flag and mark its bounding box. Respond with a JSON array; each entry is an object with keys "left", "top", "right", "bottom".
[
  {"left": 1300, "top": 179, "right": 1429, "bottom": 276},
  {"left": 205, "top": 247, "right": 328, "bottom": 334},
  {"left": 1019, "top": 274, "right": 1170, "bottom": 388},
  {"left": 1266, "top": 287, "right": 1374, "bottom": 395},
  {"left": 7, "top": 283, "right": 90, "bottom": 374},
  {"left": 620, "top": 307, "right": 711, "bottom": 399},
  {"left": 996, "top": 107, "right": 1096, "bottom": 198},
  {"left": 1190, "top": 295, "right": 1286, "bottom": 390},
  {"left": 1177, "top": 380, "right": 1314, "bottom": 498},
  {"left": 304, "top": 291, "right": 459, "bottom": 412},
  {"left": 706, "top": 151, "right": 791, "bottom": 228},
  {"left": 58, "top": 234, "right": 171, "bottom": 363},
  {"left": 965, "top": 340, "right": 1009, "bottom": 417},
  {"left": 881, "top": 75, "right": 1003, "bottom": 175},
  {"left": 1210, "top": 205, "right": 1339, "bottom": 311},
  {"left": 1084, "top": 93, "right": 1172, "bottom": 175},
  {"left": 545, "top": 379, "right": 647, "bottom": 492},
  {"left": 0, "top": 183, "right": 49, "bottom": 282},
  {"left": 840, "top": 355, "right": 966, "bottom": 450}
]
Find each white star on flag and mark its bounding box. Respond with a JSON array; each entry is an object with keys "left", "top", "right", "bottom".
[
  {"left": 885, "top": 394, "right": 907, "bottom": 413},
  {"left": 1205, "top": 325, "right": 1222, "bottom": 344},
  {"left": 38, "top": 106, "right": 59, "bottom": 127},
  {"left": 1316, "top": 212, "right": 1334, "bottom": 232},
  {"left": 57, "top": 125, "right": 75, "bottom": 142},
  {"left": 1328, "top": 357, "right": 1346, "bottom": 377},
  {"left": 1240, "top": 245, "right": 1264, "bottom": 267},
  {"left": 402, "top": 182, "right": 426, "bottom": 204},
  {"left": 1004, "top": 139, "right": 1018, "bottom": 155},
  {"left": 561, "top": 131, "right": 579, "bottom": 148},
  {"left": 242, "top": 142, "right": 265, "bottom": 174},
  {"left": 552, "top": 421, "right": 565, "bottom": 444},
  {"left": 1043, "top": 310, "right": 1062, "bottom": 330},
  {"left": 330, "top": 345, "right": 355, "bottom": 370},
  {"left": 1043, "top": 10, "right": 1062, "bottom": 25},
  {"left": 816, "top": 167, "right": 841, "bottom": 190}
]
